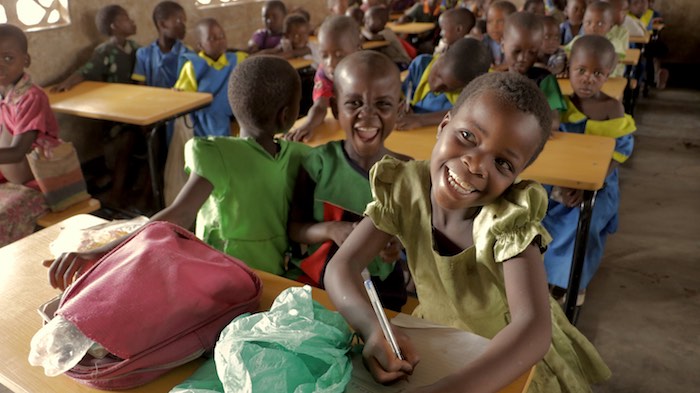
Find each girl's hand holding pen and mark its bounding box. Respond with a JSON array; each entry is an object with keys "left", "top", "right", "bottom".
[{"left": 362, "top": 325, "right": 419, "bottom": 384}]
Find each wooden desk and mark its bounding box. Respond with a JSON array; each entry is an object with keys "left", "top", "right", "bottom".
[
  {"left": 557, "top": 77, "right": 627, "bottom": 101},
  {"left": 389, "top": 12, "right": 403, "bottom": 21},
  {"left": 46, "top": 82, "right": 212, "bottom": 210},
  {"left": 622, "top": 48, "right": 641, "bottom": 66},
  {"left": 0, "top": 215, "right": 531, "bottom": 393},
  {"left": 629, "top": 31, "right": 651, "bottom": 44},
  {"left": 652, "top": 22, "right": 665, "bottom": 31},
  {"left": 288, "top": 57, "right": 314, "bottom": 70},
  {"left": 387, "top": 22, "right": 435, "bottom": 35},
  {"left": 362, "top": 40, "right": 390, "bottom": 50},
  {"left": 296, "top": 110, "right": 614, "bottom": 322}
]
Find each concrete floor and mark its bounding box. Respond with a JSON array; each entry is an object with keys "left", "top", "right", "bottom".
[
  {"left": 2, "top": 88, "right": 698, "bottom": 393},
  {"left": 577, "top": 88, "right": 700, "bottom": 392}
]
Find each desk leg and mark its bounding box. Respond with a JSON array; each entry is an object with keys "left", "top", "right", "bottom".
[
  {"left": 147, "top": 123, "right": 165, "bottom": 211},
  {"left": 564, "top": 189, "right": 597, "bottom": 324}
]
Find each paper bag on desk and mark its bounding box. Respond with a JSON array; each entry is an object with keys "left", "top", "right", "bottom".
[{"left": 346, "top": 313, "right": 489, "bottom": 392}]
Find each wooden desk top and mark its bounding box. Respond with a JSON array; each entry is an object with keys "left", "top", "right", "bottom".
[
  {"left": 557, "top": 77, "right": 627, "bottom": 101},
  {"left": 362, "top": 40, "right": 390, "bottom": 50},
  {"left": 622, "top": 48, "right": 641, "bottom": 66},
  {"left": 295, "top": 110, "right": 614, "bottom": 190},
  {"left": 652, "top": 22, "right": 665, "bottom": 31},
  {"left": 629, "top": 31, "right": 651, "bottom": 44},
  {"left": 0, "top": 214, "right": 531, "bottom": 393},
  {"left": 387, "top": 21, "right": 435, "bottom": 34},
  {"left": 288, "top": 57, "right": 314, "bottom": 70},
  {"left": 46, "top": 81, "right": 212, "bottom": 126}
]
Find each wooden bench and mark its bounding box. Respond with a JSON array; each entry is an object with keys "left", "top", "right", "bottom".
[{"left": 36, "top": 198, "right": 101, "bottom": 228}]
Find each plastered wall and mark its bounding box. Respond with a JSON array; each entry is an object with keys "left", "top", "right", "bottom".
[{"left": 654, "top": 0, "right": 700, "bottom": 64}]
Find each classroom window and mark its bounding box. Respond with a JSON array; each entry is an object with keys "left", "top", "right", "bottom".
[
  {"left": 1, "top": 0, "right": 71, "bottom": 32},
  {"left": 195, "top": 0, "right": 260, "bottom": 9}
]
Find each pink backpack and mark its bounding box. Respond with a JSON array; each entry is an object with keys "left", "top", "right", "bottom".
[{"left": 55, "top": 221, "right": 262, "bottom": 390}]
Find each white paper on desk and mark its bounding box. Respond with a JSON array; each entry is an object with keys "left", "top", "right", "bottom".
[{"left": 346, "top": 313, "right": 489, "bottom": 392}]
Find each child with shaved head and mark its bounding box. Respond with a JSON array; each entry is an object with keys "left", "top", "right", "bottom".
[{"left": 433, "top": 8, "right": 476, "bottom": 55}]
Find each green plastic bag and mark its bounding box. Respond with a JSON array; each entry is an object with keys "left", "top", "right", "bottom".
[{"left": 214, "top": 285, "right": 354, "bottom": 393}]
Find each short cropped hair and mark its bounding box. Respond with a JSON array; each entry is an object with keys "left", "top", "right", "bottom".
[
  {"left": 0, "top": 24, "right": 28, "bottom": 53},
  {"left": 489, "top": 1, "right": 518, "bottom": 15},
  {"left": 541, "top": 15, "right": 559, "bottom": 28},
  {"left": 152, "top": 1, "right": 184, "bottom": 29},
  {"left": 586, "top": 1, "right": 613, "bottom": 17},
  {"left": 334, "top": 50, "right": 400, "bottom": 94},
  {"left": 264, "top": 0, "right": 287, "bottom": 14},
  {"left": 442, "top": 38, "right": 491, "bottom": 85},
  {"left": 95, "top": 5, "right": 125, "bottom": 37},
  {"left": 318, "top": 15, "right": 360, "bottom": 47},
  {"left": 505, "top": 11, "right": 544, "bottom": 35},
  {"left": 571, "top": 34, "right": 617, "bottom": 68},
  {"left": 284, "top": 13, "right": 310, "bottom": 34},
  {"left": 453, "top": 72, "right": 552, "bottom": 165},
  {"left": 229, "top": 56, "right": 301, "bottom": 129},
  {"left": 443, "top": 8, "right": 476, "bottom": 31},
  {"left": 524, "top": 0, "right": 545, "bottom": 11}
]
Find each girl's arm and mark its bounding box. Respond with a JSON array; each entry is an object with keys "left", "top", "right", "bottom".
[
  {"left": 50, "top": 72, "right": 86, "bottom": 93},
  {"left": 411, "top": 244, "right": 551, "bottom": 393},
  {"left": 325, "top": 217, "right": 419, "bottom": 383},
  {"left": 395, "top": 110, "right": 448, "bottom": 130},
  {"left": 46, "top": 172, "right": 213, "bottom": 290},
  {"left": 285, "top": 97, "right": 329, "bottom": 142},
  {"left": 0, "top": 130, "right": 37, "bottom": 164}
]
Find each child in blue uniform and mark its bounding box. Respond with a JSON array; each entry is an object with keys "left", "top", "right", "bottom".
[
  {"left": 131, "top": 1, "right": 190, "bottom": 88},
  {"left": 174, "top": 18, "right": 247, "bottom": 137},
  {"left": 543, "top": 35, "right": 635, "bottom": 300},
  {"left": 482, "top": 1, "right": 517, "bottom": 67},
  {"left": 288, "top": 51, "right": 410, "bottom": 311},
  {"left": 397, "top": 37, "right": 491, "bottom": 130}
]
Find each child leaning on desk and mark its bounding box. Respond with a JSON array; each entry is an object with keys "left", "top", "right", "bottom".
[
  {"left": 396, "top": 37, "right": 490, "bottom": 130},
  {"left": 46, "top": 56, "right": 310, "bottom": 290},
  {"left": 543, "top": 36, "right": 635, "bottom": 304},
  {"left": 324, "top": 72, "right": 611, "bottom": 393},
  {"left": 288, "top": 51, "right": 410, "bottom": 312},
  {"left": 285, "top": 15, "right": 361, "bottom": 142},
  {"left": 0, "top": 24, "right": 60, "bottom": 246}
]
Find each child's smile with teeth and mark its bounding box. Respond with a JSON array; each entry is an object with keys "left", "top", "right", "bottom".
[{"left": 447, "top": 167, "right": 476, "bottom": 194}]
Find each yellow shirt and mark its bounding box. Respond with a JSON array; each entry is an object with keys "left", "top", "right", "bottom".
[{"left": 174, "top": 52, "right": 233, "bottom": 92}]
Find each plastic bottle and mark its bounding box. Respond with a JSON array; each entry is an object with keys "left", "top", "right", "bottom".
[{"left": 28, "top": 315, "right": 95, "bottom": 376}]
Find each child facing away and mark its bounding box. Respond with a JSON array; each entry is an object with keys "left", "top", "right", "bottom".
[
  {"left": 52, "top": 5, "right": 138, "bottom": 92},
  {"left": 248, "top": 0, "right": 287, "bottom": 53},
  {"left": 397, "top": 37, "right": 491, "bottom": 130},
  {"left": 537, "top": 15, "right": 567, "bottom": 75},
  {"left": 560, "top": 0, "right": 585, "bottom": 44},
  {"left": 483, "top": 1, "right": 517, "bottom": 67},
  {"left": 288, "top": 51, "right": 410, "bottom": 311},
  {"left": 324, "top": 71, "right": 611, "bottom": 392},
  {"left": 362, "top": 6, "right": 412, "bottom": 69},
  {"left": 46, "top": 56, "right": 310, "bottom": 290},
  {"left": 131, "top": 1, "right": 190, "bottom": 88},
  {"left": 286, "top": 15, "right": 361, "bottom": 142},
  {"left": 501, "top": 11, "right": 566, "bottom": 130},
  {"left": 174, "top": 18, "right": 248, "bottom": 137},
  {"left": 258, "top": 13, "right": 312, "bottom": 59},
  {"left": 543, "top": 35, "right": 635, "bottom": 304},
  {"left": 433, "top": 7, "right": 476, "bottom": 55},
  {"left": 0, "top": 24, "right": 60, "bottom": 246}
]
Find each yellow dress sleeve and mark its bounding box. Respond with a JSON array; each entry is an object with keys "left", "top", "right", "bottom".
[
  {"left": 364, "top": 156, "right": 406, "bottom": 237},
  {"left": 173, "top": 61, "right": 198, "bottom": 92},
  {"left": 477, "top": 180, "right": 553, "bottom": 263}
]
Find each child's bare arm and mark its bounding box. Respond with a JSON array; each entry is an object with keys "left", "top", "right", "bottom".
[
  {"left": 409, "top": 244, "right": 551, "bottom": 393},
  {"left": 45, "top": 173, "right": 213, "bottom": 290},
  {"left": 50, "top": 72, "right": 85, "bottom": 93},
  {"left": 325, "top": 218, "right": 419, "bottom": 383},
  {"left": 285, "top": 97, "right": 330, "bottom": 142},
  {"left": 0, "top": 130, "right": 37, "bottom": 164},
  {"left": 395, "top": 110, "right": 448, "bottom": 130}
]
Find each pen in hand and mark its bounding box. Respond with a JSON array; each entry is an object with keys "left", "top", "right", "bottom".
[
  {"left": 404, "top": 80, "right": 413, "bottom": 114},
  {"left": 362, "top": 268, "right": 404, "bottom": 360}
]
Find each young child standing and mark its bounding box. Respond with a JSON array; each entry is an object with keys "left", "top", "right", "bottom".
[
  {"left": 543, "top": 35, "right": 635, "bottom": 303},
  {"left": 324, "top": 71, "right": 611, "bottom": 392},
  {"left": 397, "top": 37, "right": 491, "bottom": 130},
  {"left": 433, "top": 7, "right": 476, "bottom": 55},
  {"left": 288, "top": 51, "right": 410, "bottom": 311},
  {"left": 560, "top": 0, "right": 586, "bottom": 44},
  {"left": 174, "top": 18, "right": 247, "bottom": 137},
  {"left": 537, "top": 15, "right": 567, "bottom": 75},
  {"left": 248, "top": 0, "right": 287, "bottom": 53},
  {"left": 362, "top": 6, "right": 412, "bottom": 69},
  {"left": 52, "top": 5, "right": 138, "bottom": 92},
  {"left": 47, "top": 56, "right": 310, "bottom": 289},
  {"left": 0, "top": 24, "right": 60, "bottom": 246},
  {"left": 482, "top": 0, "right": 517, "bottom": 67},
  {"left": 501, "top": 12, "right": 566, "bottom": 129},
  {"left": 286, "top": 15, "right": 361, "bottom": 142},
  {"left": 131, "top": 1, "right": 190, "bottom": 88}
]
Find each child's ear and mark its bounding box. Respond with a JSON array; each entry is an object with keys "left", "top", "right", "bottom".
[
  {"left": 24, "top": 53, "right": 31, "bottom": 68},
  {"left": 330, "top": 96, "right": 339, "bottom": 118},
  {"left": 436, "top": 111, "right": 451, "bottom": 138}
]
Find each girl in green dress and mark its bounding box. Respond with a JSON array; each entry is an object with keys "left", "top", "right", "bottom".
[{"left": 325, "top": 71, "right": 611, "bottom": 392}]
